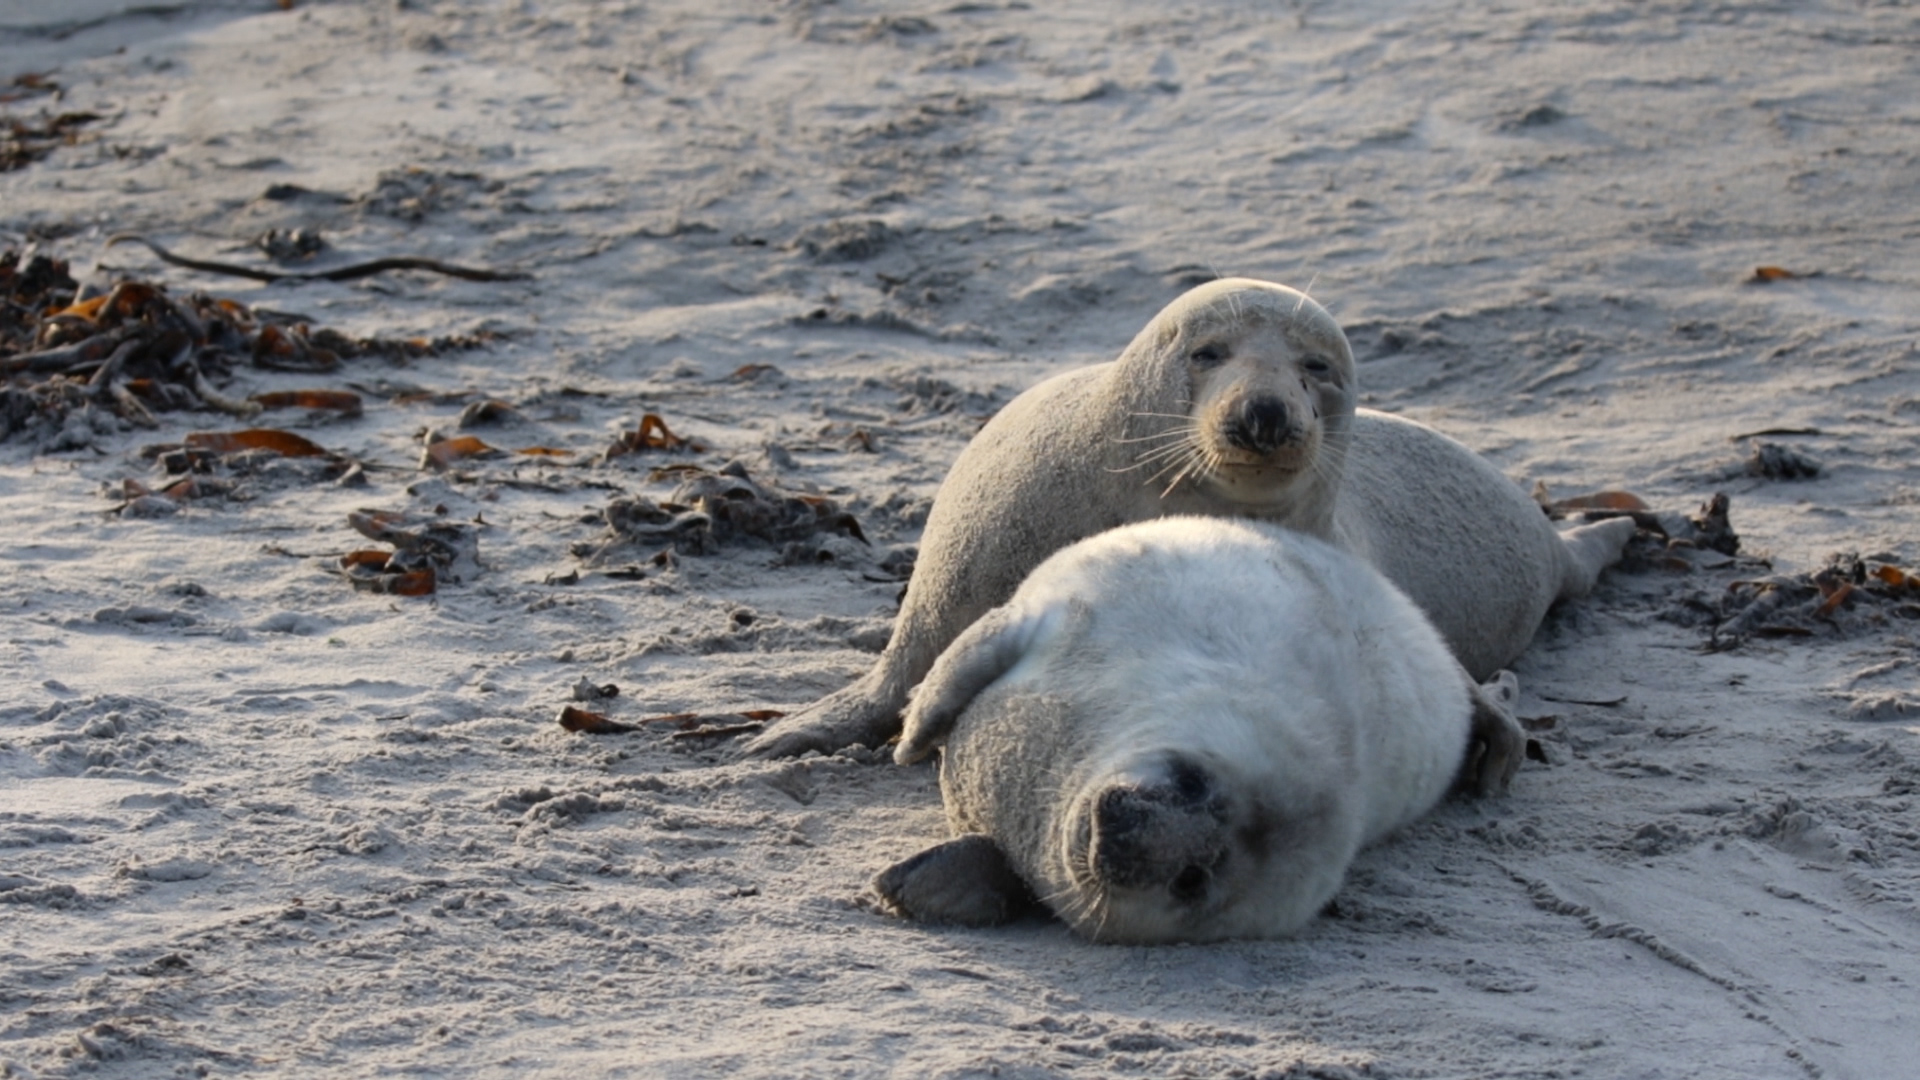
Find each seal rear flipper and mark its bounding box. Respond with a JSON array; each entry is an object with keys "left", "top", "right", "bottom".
[
  {"left": 895, "top": 604, "right": 1054, "bottom": 765},
  {"left": 1460, "top": 669, "right": 1523, "bottom": 799},
  {"left": 873, "top": 834, "right": 1037, "bottom": 927},
  {"left": 1555, "top": 516, "right": 1637, "bottom": 600}
]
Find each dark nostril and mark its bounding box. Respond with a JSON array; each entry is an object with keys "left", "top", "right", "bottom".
[
  {"left": 1168, "top": 759, "right": 1210, "bottom": 806},
  {"left": 1170, "top": 864, "right": 1209, "bottom": 902},
  {"left": 1242, "top": 397, "right": 1288, "bottom": 434},
  {"left": 1226, "top": 397, "right": 1290, "bottom": 452}
]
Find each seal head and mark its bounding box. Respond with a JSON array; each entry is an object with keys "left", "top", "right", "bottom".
[{"left": 1119, "top": 279, "right": 1355, "bottom": 520}]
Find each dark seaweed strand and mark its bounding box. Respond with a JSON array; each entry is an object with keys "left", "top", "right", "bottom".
[{"left": 106, "top": 235, "right": 531, "bottom": 283}]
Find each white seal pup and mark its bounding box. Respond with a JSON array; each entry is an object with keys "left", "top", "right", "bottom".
[
  {"left": 745, "top": 278, "right": 1630, "bottom": 784},
  {"left": 873, "top": 516, "right": 1520, "bottom": 943}
]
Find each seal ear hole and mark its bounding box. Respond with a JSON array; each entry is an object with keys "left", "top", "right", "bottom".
[{"left": 1189, "top": 343, "right": 1230, "bottom": 367}]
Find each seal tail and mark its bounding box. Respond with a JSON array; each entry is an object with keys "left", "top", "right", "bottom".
[
  {"left": 896, "top": 604, "right": 1058, "bottom": 765},
  {"left": 1554, "top": 516, "right": 1636, "bottom": 600}
]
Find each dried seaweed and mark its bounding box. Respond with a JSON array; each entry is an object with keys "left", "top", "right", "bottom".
[
  {"left": 601, "top": 412, "right": 706, "bottom": 460},
  {"left": 1, "top": 247, "right": 502, "bottom": 445},
  {"left": 341, "top": 509, "right": 482, "bottom": 594},
  {"left": 1, "top": 110, "right": 100, "bottom": 172},
  {"left": 570, "top": 461, "right": 867, "bottom": 564},
  {"left": 1704, "top": 551, "right": 1920, "bottom": 649},
  {"left": 109, "top": 234, "right": 530, "bottom": 283},
  {"left": 1744, "top": 440, "right": 1821, "bottom": 480}
]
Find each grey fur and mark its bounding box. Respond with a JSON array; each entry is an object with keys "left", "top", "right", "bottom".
[{"left": 743, "top": 279, "right": 1630, "bottom": 771}]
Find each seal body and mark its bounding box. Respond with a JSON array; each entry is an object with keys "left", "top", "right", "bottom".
[
  {"left": 875, "top": 517, "right": 1510, "bottom": 943},
  {"left": 744, "top": 278, "right": 1630, "bottom": 763}
]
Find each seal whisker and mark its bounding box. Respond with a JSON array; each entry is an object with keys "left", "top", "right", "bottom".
[
  {"left": 1294, "top": 273, "right": 1320, "bottom": 313},
  {"left": 1110, "top": 437, "right": 1204, "bottom": 476},
  {"left": 1110, "top": 426, "right": 1199, "bottom": 446},
  {"left": 1131, "top": 439, "right": 1202, "bottom": 465},
  {"left": 1160, "top": 448, "right": 1211, "bottom": 498},
  {"left": 1148, "top": 445, "right": 1208, "bottom": 494}
]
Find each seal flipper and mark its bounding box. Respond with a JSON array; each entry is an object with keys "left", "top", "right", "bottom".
[
  {"left": 895, "top": 604, "right": 1054, "bottom": 765},
  {"left": 1554, "top": 516, "right": 1636, "bottom": 600},
  {"left": 739, "top": 667, "right": 904, "bottom": 760},
  {"left": 1460, "top": 669, "right": 1523, "bottom": 799},
  {"left": 873, "top": 834, "right": 1037, "bottom": 926}
]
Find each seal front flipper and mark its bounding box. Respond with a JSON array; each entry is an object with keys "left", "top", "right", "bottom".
[
  {"left": 895, "top": 604, "right": 1057, "bottom": 765},
  {"left": 739, "top": 666, "right": 906, "bottom": 760},
  {"left": 873, "top": 834, "right": 1037, "bottom": 926},
  {"left": 1460, "top": 669, "right": 1523, "bottom": 799}
]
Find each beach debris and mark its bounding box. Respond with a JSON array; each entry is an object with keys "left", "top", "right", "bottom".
[
  {"left": 556, "top": 704, "right": 784, "bottom": 739},
  {"left": 108, "top": 234, "right": 530, "bottom": 283},
  {"left": 117, "top": 426, "right": 358, "bottom": 512},
  {"left": 338, "top": 550, "right": 437, "bottom": 596},
  {"left": 571, "top": 461, "right": 867, "bottom": 564},
  {"left": 1744, "top": 440, "right": 1822, "bottom": 480},
  {"left": 421, "top": 434, "right": 502, "bottom": 470},
  {"left": 341, "top": 509, "right": 481, "bottom": 594},
  {"left": 250, "top": 389, "right": 363, "bottom": 417},
  {"left": 2, "top": 247, "right": 501, "bottom": 444},
  {"left": 254, "top": 227, "right": 327, "bottom": 262},
  {"left": 419, "top": 431, "right": 574, "bottom": 471},
  {"left": 790, "top": 218, "right": 899, "bottom": 262},
  {"left": 601, "top": 412, "right": 705, "bottom": 460},
  {"left": 456, "top": 398, "right": 519, "bottom": 428},
  {"left": 1729, "top": 426, "right": 1820, "bottom": 441},
  {"left": 184, "top": 428, "right": 331, "bottom": 457},
  {"left": 1749, "top": 265, "right": 1818, "bottom": 283},
  {"left": 557, "top": 706, "right": 637, "bottom": 734},
  {"left": 1, "top": 72, "right": 61, "bottom": 105},
  {"left": 570, "top": 678, "right": 620, "bottom": 702},
  {"left": 359, "top": 166, "right": 485, "bottom": 221},
  {"left": 114, "top": 473, "right": 241, "bottom": 517},
  {"left": 2, "top": 110, "right": 101, "bottom": 172},
  {"left": 1705, "top": 551, "right": 1920, "bottom": 648}
]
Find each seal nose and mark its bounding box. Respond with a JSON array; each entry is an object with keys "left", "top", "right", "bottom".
[
  {"left": 1226, "top": 395, "right": 1291, "bottom": 454},
  {"left": 1089, "top": 758, "right": 1228, "bottom": 898}
]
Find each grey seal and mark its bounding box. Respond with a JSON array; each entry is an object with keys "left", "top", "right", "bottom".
[
  {"left": 872, "top": 516, "right": 1520, "bottom": 942},
  {"left": 745, "top": 278, "right": 1630, "bottom": 790}
]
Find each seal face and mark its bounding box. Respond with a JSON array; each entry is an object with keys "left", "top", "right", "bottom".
[
  {"left": 877, "top": 517, "right": 1509, "bottom": 944},
  {"left": 1141, "top": 282, "right": 1355, "bottom": 511}
]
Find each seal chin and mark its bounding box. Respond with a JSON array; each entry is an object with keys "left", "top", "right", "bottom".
[{"left": 1194, "top": 457, "right": 1318, "bottom": 509}]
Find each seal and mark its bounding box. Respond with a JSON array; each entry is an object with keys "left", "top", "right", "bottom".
[
  {"left": 872, "top": 516, "right": 1522, "bottom": 942},
  {"left": 744, "top": 278, "right": 1631, "bottom": 788}
]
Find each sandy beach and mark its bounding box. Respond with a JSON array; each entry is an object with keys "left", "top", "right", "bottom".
[{"left": 4, "top": 1, "right": 1919, "bottom": 1077}]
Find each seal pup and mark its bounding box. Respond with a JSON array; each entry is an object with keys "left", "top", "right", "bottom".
[
  {"left": 745, "top": 278, "right": 1630, "bottom": 783},
  {"left": 873, "top": 516, "right": 1520, "bottom": 943}
]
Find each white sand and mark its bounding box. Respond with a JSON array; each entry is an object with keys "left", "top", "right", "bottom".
[{"left": 3, "top": 1, "right": 1918, "bottom": 1077}]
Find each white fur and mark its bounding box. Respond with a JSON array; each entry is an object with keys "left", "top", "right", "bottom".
[{"left": 899, "top": 516, "right": 1474, "bottom": 943}]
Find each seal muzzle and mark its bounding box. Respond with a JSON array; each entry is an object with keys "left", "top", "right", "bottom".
[
  {"left": 1087, "top": 756, "right": 1230, "bottom": 902},
  {"left": 1225, "top": 395, "right": 1294, "bottom": 455}
]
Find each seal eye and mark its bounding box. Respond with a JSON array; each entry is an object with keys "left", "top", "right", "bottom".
[
  {"left": 1189, "top": 344, "right": 1229, "bottom": 367},
  {"left": 1303, "top": 356, "right": 1333, "bottom": 378}
]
